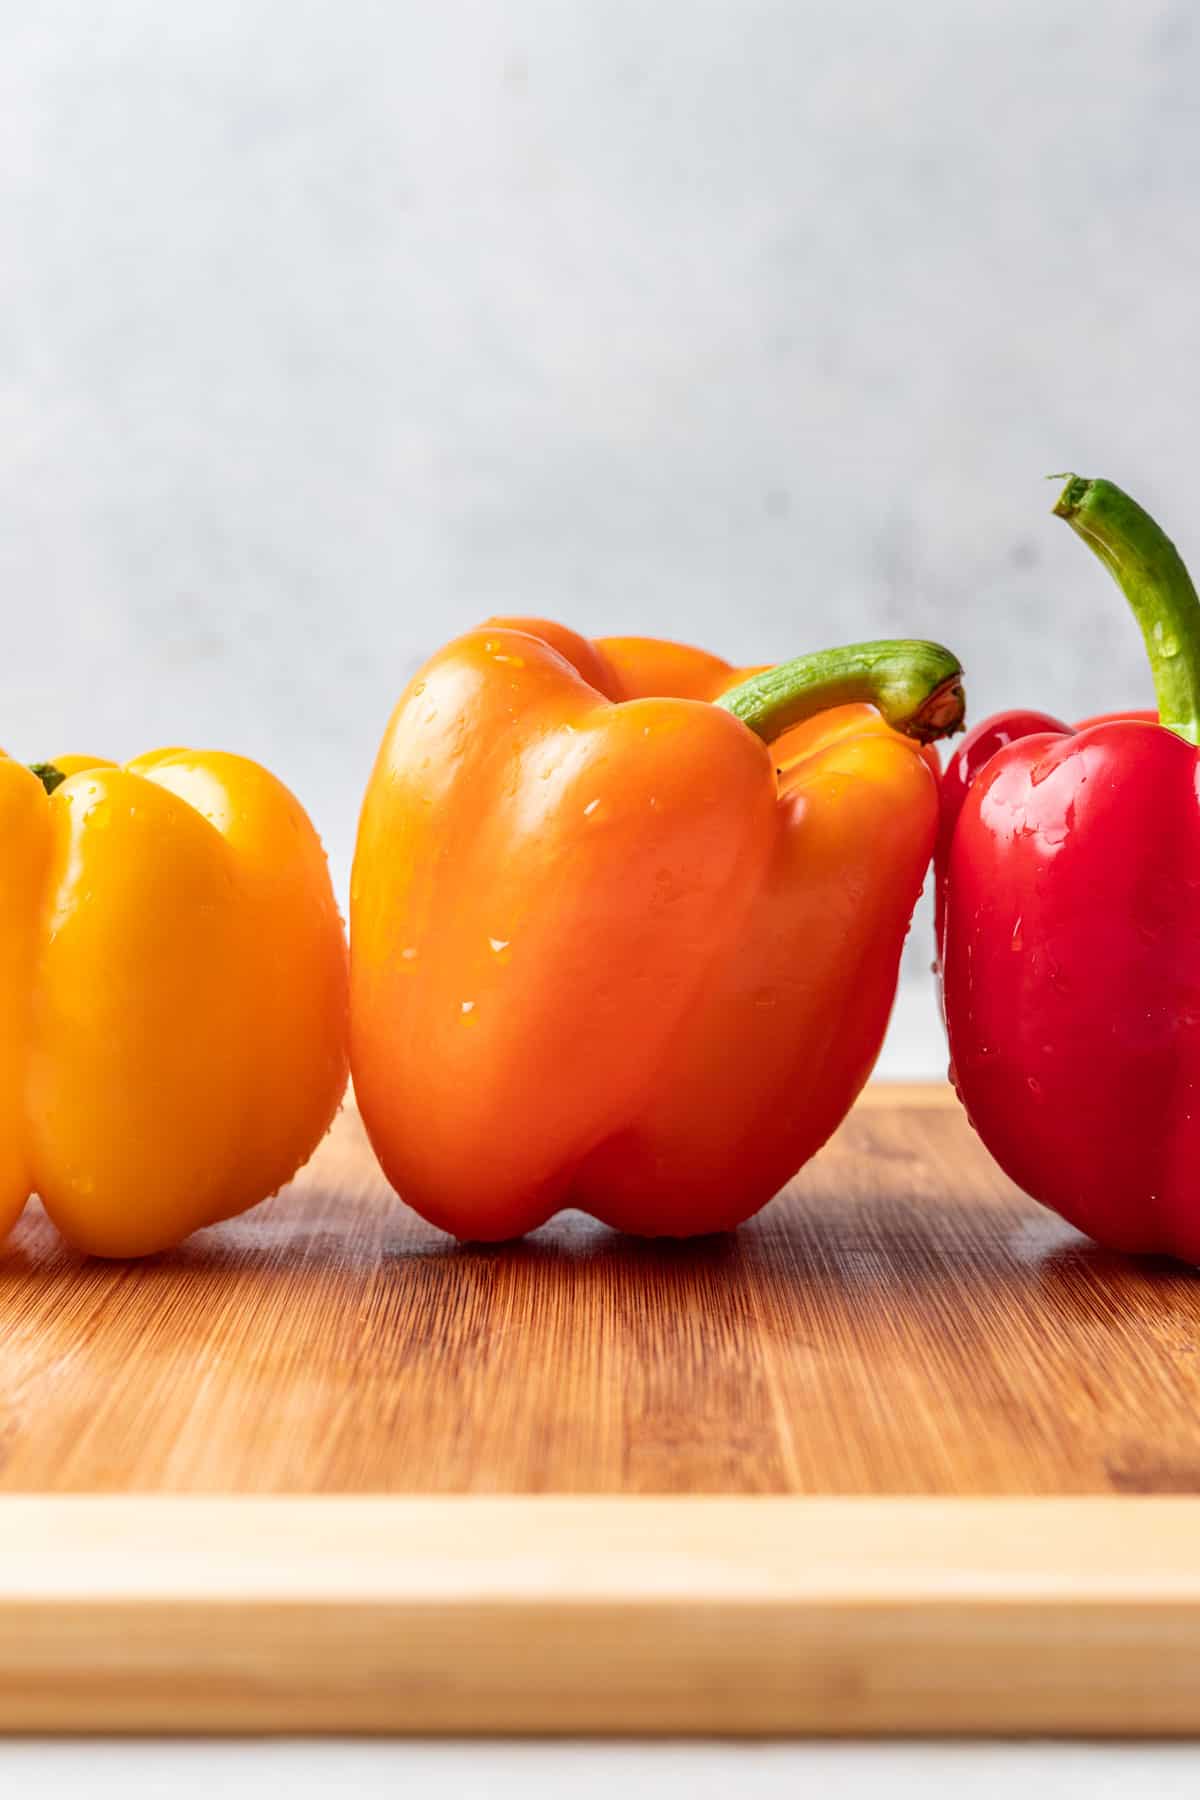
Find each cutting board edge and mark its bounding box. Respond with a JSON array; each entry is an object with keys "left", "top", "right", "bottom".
[{"left": 3, "top": 1494, "right": 1199, "bottom": 1736}]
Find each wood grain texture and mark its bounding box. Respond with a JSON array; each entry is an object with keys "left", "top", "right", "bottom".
[
  {"left": 2, "top": 1083, "right": 1198, "bottom": 1495},
  {"left": 5, "top": 1495, "right": 1200, "bottom": 1734}
]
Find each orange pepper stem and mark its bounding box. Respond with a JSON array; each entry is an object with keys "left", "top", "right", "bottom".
[
  {"left": 29, "top": 763, "right": 65, "bottom": 796},
  {"left": 715, "top": 639, "right": 966, "bottom": 747}
]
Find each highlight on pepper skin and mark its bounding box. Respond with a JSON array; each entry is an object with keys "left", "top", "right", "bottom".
[
  {"left": 349, "top": 619, "right": 966, "bottom": 1244},
  {"left": 0, "top": 748, "right": 349, "bottom": 1257}
]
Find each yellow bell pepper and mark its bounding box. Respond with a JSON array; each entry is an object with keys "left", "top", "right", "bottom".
[{"left": 0, "top": 748, "right": 348, "bottom": 1256}]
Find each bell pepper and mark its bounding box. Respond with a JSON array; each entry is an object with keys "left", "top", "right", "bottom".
[
  {"left": 351, "top": 619, "right": 965, "bottom": 1240},
  {"left": 938, "top": 476, "right": 1200, "bottom": 1259},
  {"left": 0, "top": 748, "right": 349, "bottom": 1257}
]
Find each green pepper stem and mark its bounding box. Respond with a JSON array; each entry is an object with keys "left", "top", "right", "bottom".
[
  {"left": 715, "top": 640, "right": 966, "bottom": 746},
  {"left": 29, "top": 762, "right": 65, "bottom": 796},
  {"left": 1053, "top": 475, "right": 1200, "bottom": 747}
]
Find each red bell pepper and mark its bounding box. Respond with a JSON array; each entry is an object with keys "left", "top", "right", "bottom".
[{"left": 938, "top": 476, "right": 1200, "bottom": 1260}]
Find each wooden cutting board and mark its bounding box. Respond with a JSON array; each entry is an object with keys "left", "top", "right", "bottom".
[{"left": 4, "top": 1083, "right": 1200, "bottom": 1734}]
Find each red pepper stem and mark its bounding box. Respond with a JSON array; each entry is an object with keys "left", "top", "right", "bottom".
[
  {"left": 715, "top": 639, "right": 966, "bottom": 747},
  {"left": 1053, "top": 476, "right": 1200, "bottom": 748}
]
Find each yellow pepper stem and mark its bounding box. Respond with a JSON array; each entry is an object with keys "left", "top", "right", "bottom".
[{"left": 29, "top": 763, "right": 66, "bottom": 795}]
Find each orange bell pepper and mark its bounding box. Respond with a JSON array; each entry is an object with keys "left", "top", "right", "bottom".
[
  {"left": 351, "top": 620, "right": 964, "bottom": 1240},
  {"left": 0, "top": 748, "right": 348, "bottom": 1256}
]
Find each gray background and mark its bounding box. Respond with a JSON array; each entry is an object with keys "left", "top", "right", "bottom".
[
  {"left": 4, "top": 0, "right": 1196, "bottom": 1062},
  {"left": 7, "top": 1740, "right": 1200, "bottom": 1799}
]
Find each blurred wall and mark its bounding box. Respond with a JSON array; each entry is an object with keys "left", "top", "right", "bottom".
[{"left": 4, "top": 1, "right": 1197, "bottom": 1073}]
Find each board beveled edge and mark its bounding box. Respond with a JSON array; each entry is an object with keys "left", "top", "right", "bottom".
[{"left": 1, "top": 1494, "right": 1199, "bottom": 1736}]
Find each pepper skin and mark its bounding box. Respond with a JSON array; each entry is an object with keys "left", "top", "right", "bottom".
[
  {"left": 938, "top": 476, "right": 1200, "bottom": 1260},
  {"left": 0, "top": 749, "right": 348, "bottom": 1256},
  {"left": 351, "top": 620, "right": 965, "bottom": 1240},
  {"left": 933, "top": 709, "right": 1069, "bottom": 955}
]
